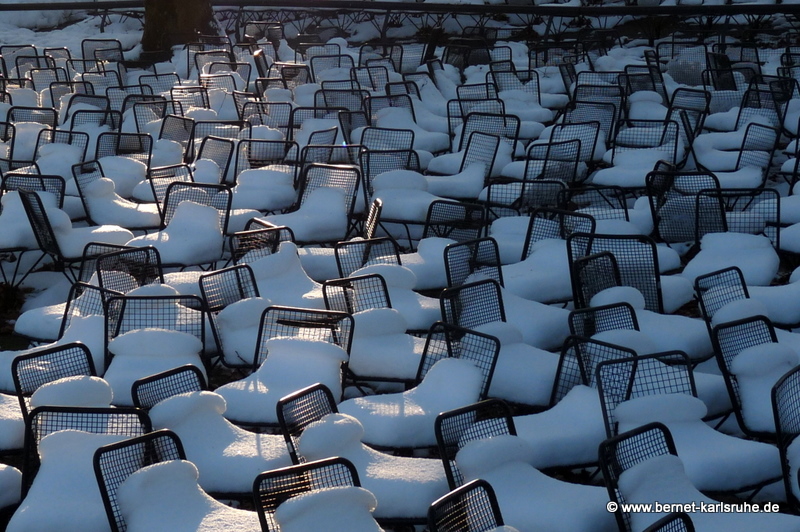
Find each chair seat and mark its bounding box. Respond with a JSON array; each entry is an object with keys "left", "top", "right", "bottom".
[{"left": 0, "top": 393, "right": 24, "bottom": 452}]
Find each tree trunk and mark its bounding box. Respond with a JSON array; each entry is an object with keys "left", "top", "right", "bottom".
[{"left": 141, "top": 0, "right": 217, "bottom": 53}]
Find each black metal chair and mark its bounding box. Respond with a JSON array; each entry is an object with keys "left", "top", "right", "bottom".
[
  {"left": 93, "top": 429, "right": 186, "bottom": 532},
  {"left": 428, "top": 479, "right": 506, "bottom": 532},
  {"left": 130, "top": 365, "right": 208, "bottom": 410},
  {"left": 253, "top": 456, "right": 360, "bottom": 532},
  {"left": 276, "top": 382, "right": 339, "bottom": 464},
  {"left": 11, "top": 342, "right": 96, "bottom": 421},
  {"left": 435, "top": 399, "right": 515, "bottom": 490}
]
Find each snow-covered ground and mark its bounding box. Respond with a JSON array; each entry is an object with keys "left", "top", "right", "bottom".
[{"left": 1, "top": 4, "right": 800, "bottom": 532}]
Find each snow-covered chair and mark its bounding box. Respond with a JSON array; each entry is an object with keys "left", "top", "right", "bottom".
[
  {"left": 428, "top": 479, "right": 512, "bottom": 532},
  {"left": 693, "top": 122, "right": 779, "bottom": 188},
  {"left": 131, "top": 364, "right": 207, "bottom": 410},
  {"left": 496, "top": 208, "right": 594, "bottom": 303},
  {"left": 277, "top": 382, "right": 339, "bottom": 464},
  {"left": 253, "top": 456, "right": 365, "bottom": 531},
  {"left": 21, "top": 404, "right": 150, "bottom": 497},
  {"left": 440, "top": 277, "right": 570, "bottom": 353},
  {"left": 333, "top": 237, "right": 401, "bottom": 279},
  {"left": 596, "top": 351, "right": 782, "bottom": 495},
  {"left": 711, "top": 314, "right": 793, "bottom": 439},
  {"left": 599, "top": 422, "right": 800, "bottom": 532},
  {"left": 215, "top": 316, "right": 351, "bottom": 427},
  {"left": 93, "top": 245, "right": 164, "bottom": 294},
  {"left": 772, "top": 364, "right": 800, "bottom": 512},
  {"left": 567, "top": 232, "right": 692, "bottom": 314},
  {"left": 454, "top": 433, "right": 617, "bottom": 531},
  {"left": 426, "top": 132, "right": 503, "bottom": 200},
  {"left": 338, "top": 322, "right": 499, "bottom": 449},
  {"left": 259, "top": 163, "right": 361, "bottom": 245},
  {"left": 694, "top": 266, "right": 749, "bottom": 333},
  {"left": 228, "top": 222, "right": 295, "bottom": 265},
  {"left": 149, "top": 390, "right": 292, "bottom": 497},
  {"left": 444, "top": 237, "right": 503, "bottom": 288},
  {"left": 11, "top": 342, "right": 96, "bottom": 421},
  {"left": 17, "top": 188, "right": 134, "bottom": 282},
  {"left": 298, "top": 412, "right": 450, "bottom": 524},
  {"left": 94, "top": 430, "right": 261, "bottom": 532}
]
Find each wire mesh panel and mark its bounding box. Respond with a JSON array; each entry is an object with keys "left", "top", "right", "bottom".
[
  {"left": 147, "top": 163, "right": 193, "bottom": 209},
  {"left": 416, "top": 323, "right": 498, "bottom": 400},
  {"left": 234, "top": 138, "right": 296, "bottom": 177},
  {"left": 459, "top": 113, "right": 520, "bottom": 153},
  {"left": 439, "top": 278, "right": 505, "bottom": 331},
  {"left": 772, "top": 365, "right": 800, "bottom": 512},
  {"left": 333, "top": 237, "right": 400, "bottom": 278},
  {"left": 198, "top": 264, "right": 258, "bottom": 313},
  {"left": 711, "top": 315, "right": 778, "bottom": 438},
  {"left": 69, "top": 109, "right": 122, "bottom": 132},
  {"left": 693, "top": 266, "right": 749, "bottom": 328},
  {"left": 170, "top": 86, "right": 210, "bottom": 110},
  {"left": 139, "top": 72, "right": 180, "bottom": 94},
  {"left": 434, "top": 399, "right": 515, "bottom": 489},
  {"left": 309, "top": 55, "right": 355, "bottom": 82},
  {"left": 645, "top": 170, "right": 720, "bottom": 245},
  {"left": 695, "top": 187, "right": 780, "bottom": 248},
  {"left": 428, "top": 479, "right": 504, "bottom": 532},
  {"left": 95, "top": 246, "right": 164, "bottom": 294},
  {"left": 105, "top": 84, "right": 153, "bottom": 112},
  {"left": 229, "top": 225, "right": 295, "bottom": 265},
  {"left": 23, "top": 406, "right": 151, "bottom": 495},
  {"left": 296, "top": 163, "right": 361, "bottom": 220},
  {"left": 9, "top": 106, "right": 57, "bottom": 128},
  {"left": 276, "top": 383, "right": 339, "bottom": 464},
  {"left": 444, "top": 237, "right": 503, "bottom": 288},
  {"left": 161, "top": 182, "right": 231, "bottom": 235},
  {"left": 361, "top": 127, "right": 414, "bottom": 152},
  {"left": 567, "top": 233, "right": 664, "bottom": 313},
  {"left": 2, "top": 173, "right": 64, "bottom": 208},
  {"left": 131, "top": 365, "right": 208, "bottom": 410},
  {"left": 596, "top": 352, "right": 696, "bottom": 437},
  {"left": 521, "top": 208, "right": 595, "bottom": 260},
  {"left": 254, "top": 457, "right": 359, "bottom": 531},
  {"left": 562, "top": 100, "right": 619, "bottom": 145},
  {"left": 58, "top": 282, "right": 118, "bottom": 339},
  {"left": 643, "top": 512, "right": 695, "bottom": 532},
  {"left": 570, "top": 251, "right": 622, "bottom": 311},
  {"left": 422, "top": 200, "right": 487, "bottom": 243},
  {"left": 359, "top": 148, "right": 420, "bottom": 199},
  {"left": 11, "top": 342, "right": 96, "bottom": 420},
  {"left": 253, "top": 306, "right": 354, "bottom": 368},
  {"left": 241, "top": 101, "right": 292, "bottom": 132},
  {"left": 551, "top": 336, "right": 639, "bottom": 405},
  {"left": 17, "top": 188, "right": 66, "bottom": 260},
  {"left": 599, "top": 422, "right": 678, "bottom": 532},
  {"left": 104, "top": 294, "right": 208, "bottom": 368},
  {"left": 568, "top": 302, "right": 639, "bottom": 338},
  {"left": 487, "top": 69, "right": 540, "bottom": 104},
  {"left": 94, "top": 430, "right": 186, "bottom": 532},
  {"left": 322, "top": 274, "right": 391, "bottom": 314},
  {"left": 196, "top": 135, "right": 235, "bottom": 181},
  {"left": 95, "top": 132, "right": 152, "bottom": 167},
  {"left": 459, "top": 131, "right": 500, "bottom": 179},
  {"left": 350, "top": 65, "right": 389, "bottom": 92}
]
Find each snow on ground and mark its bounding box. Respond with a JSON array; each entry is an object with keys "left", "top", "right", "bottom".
[{"left": 1, "top": 4, "right": 800, "bottom": 531}]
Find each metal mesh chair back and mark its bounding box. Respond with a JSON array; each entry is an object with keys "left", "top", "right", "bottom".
[
  {"left": 460, "top": 113, "right": 519, "bottom": 154},
  {"left": 428, "top": 479, "right": 504, "bottom": 532},
  {"left": 597, "top": 351, "right": 696, "bottom": 437},
  {"left": 23, "top": 405, "right": 151, "bottom": 495},
  {"left": 695, "top": 187, "right": 780, "bottom": 248},
  {"left": 322, "top": 273, "right": 391, "bottom": 314},
  {"left": 487, "top": 69, "right": 540, "bottom": 105},
  {"left": 69, "top": 108, "right": 122, "bottom": 131},
  {"left": 147, "top": 163, "right": 193, "bottom": 209},
  {"left": 567, "top": 233, "right": 664, "bottom": 313},
  {"left": 17, "top": 188, "right": 63, "bottom": 258},
  {"left": 333, "top": 237, "right": 400, "bottom": 278},
  {"left": 105, "top": 84, "right": 153, "bottom": 112},
  {"left": 94, "top": 430, "right": 186, "bottom": 532},
  {"left": 568, "top": 302, "right": 639, "bottom": 338},
  {"left": 196, "top": 135, "right": 235, "bottom": 181},
  {"left": 359, "top": 148, "right": 420, "bottom": 198},
  {"left": 422, "top": 200, "right": 487, "bottom": 243},
  {"left": 11, "top": 342, "right": 95, "bottom": 420},
  {"left": 434, "top": 399, "right": 514, "bottom": 489},
  {"left": 711, "top": 315, "right": 778, "bottom": 438},
  {"left": 2, "top": 173, "right": 64, "bottom": 208},
  {"left": 693, "top": 266, "right": 749, "bottom": 329},
  {"left": 416, "top": 322, "right": 499, "bottom": 401},
  {"left": 364, "top": 93, "right": 416, "bottom": 124},
  {"left": 276, "top": 383, "right": 339, "bottom": 464},
  {"left": 645, "top": 169, "right": 720, "bottom": 244},
  {"left": 81, "top": 70, "right": 122, "bottom": 94},
  {"left": 444, "top": 237, "right": 502, "bottom": 288},
  {"left": 523, "top": 138, "right": 583, "bottom": 185},
  {"left": 95, "top": 246, "right": 164, "bottom": 294},
  {"left": 199, "top": 264, "right": 258, "bottom": 313},
  {"left": 230, "top": 224, "right": 295, "bottom": 264},
  {"left": 599, "top": 422, "right": 678, "bottom": 532},
  {"left": 360, "top": 127, "right": 414, "bottom": 152},
  {"left": 309, "top": 54, "right": 355, "bottom": 81},
  {"left": 254, "top": 457, "right": 359, "bottom": 531},
  {"left": 161, "top": 181, "right": 231, "bottom": 234},
  {"left": 170, "top": 85, "right": 210, "bottom": 110},
  {"left": 772, "top": 365, "right": 800, "bottom": 512},
  {"left": 551, "top": 336, "right": 638, "bottom": 405},
  {"left": 521, "top": 208, "right": 595, "bottom": 260},
  {"left": 297, "top": 163, "right": 360, "bottom": 217},
  {"left": 58, "top": 282, "right": 118, "bottom": 338},
  {"left": 104, "top": 294, "right": 208, "bottom": 369},
  {"left": 131, "top": 366, "right": 207, "bottom": 410},
  {"left": 95, "top": 131, "right": 152, "bottom": 167},
  {"left": 643, "top": 513, "right": 696, "bottom": 532},
  {"left": 9, "top": 106, "right": 57, "bottom": 128},
  {"left": 562, "top": 100, "right": 618, "bottom": 144},
  {"left": 139, "top": 72, "right": 180, "bottom": 94},
  {"left": 253, "top": 306, "right": 354, "bottom": 368},
  {"left": 439, "top": 279, "right": 504, "bottom": 331},
  {"left": 350, "top": 65, "right": 390, "bottom": 92}
]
